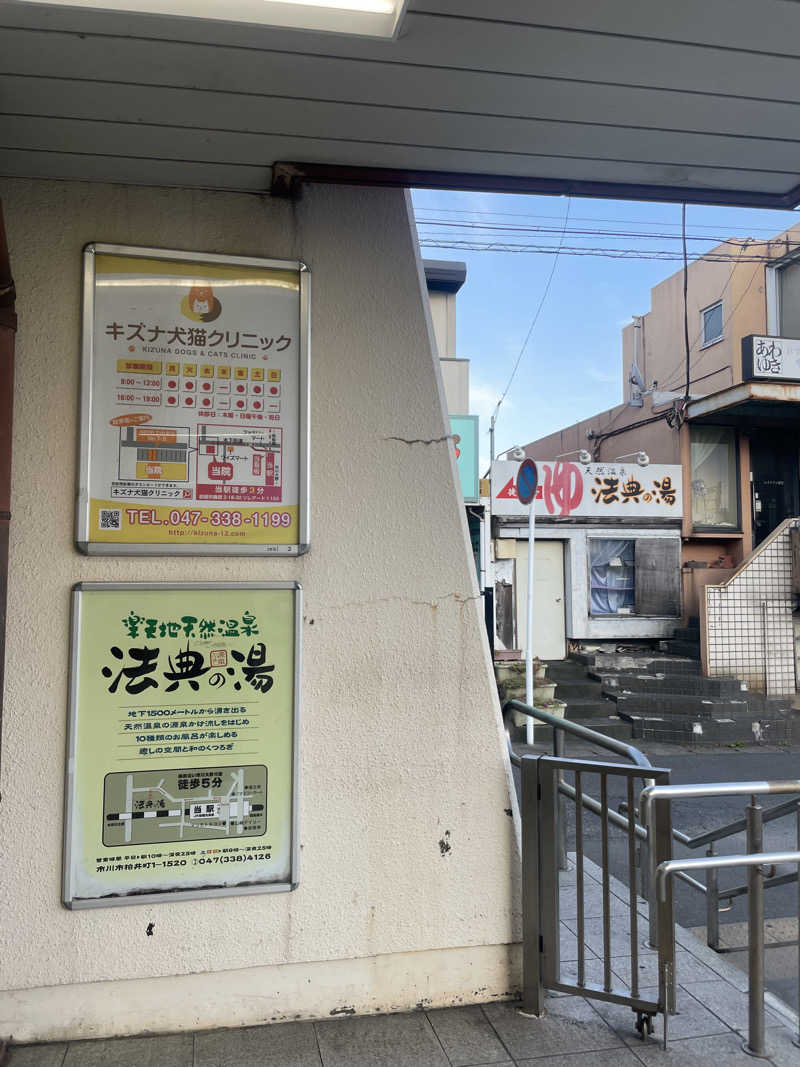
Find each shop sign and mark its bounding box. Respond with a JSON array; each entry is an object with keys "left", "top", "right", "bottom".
[
  {"left": 742, "top": 334, "right": 800, "bottom": 382},
  {"left": 63, "top": 583, "right": 301, "bottom": 908},
  {"left": 77, "top": 244, "right": 310, "bottom": 555},
  {"left": 492, "top": 460, "right": 682, "bottom": 519},
  {"left": 450, "top": 415, "right": 480, "bottom": 502}
]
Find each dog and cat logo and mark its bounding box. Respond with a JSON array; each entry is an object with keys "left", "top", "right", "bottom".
[{"left": 180, "top": 284, "right": 222, "bottom": 323}]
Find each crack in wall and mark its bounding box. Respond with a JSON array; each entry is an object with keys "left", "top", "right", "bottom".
[
  {"left": 311, "top": 591, "right": 482, "bottom": 615},
  {"left": 382, "top": 434, "right": 452, "bottom": 446}
]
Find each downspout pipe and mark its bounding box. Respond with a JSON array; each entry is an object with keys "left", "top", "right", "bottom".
[{"left": 0, "top": 198, "right": 17, "bottom": 801}]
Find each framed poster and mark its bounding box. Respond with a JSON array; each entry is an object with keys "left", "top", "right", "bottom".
[
  {"left": 63, "top": 582, "right": 301, "bottom": 908},
  {"left": 77, "top": 244, "right": 310, "bottom": 555}
]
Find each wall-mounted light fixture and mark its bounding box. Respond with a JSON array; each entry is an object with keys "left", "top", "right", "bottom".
[
  {"left": 615, "top": 451, "right": 650, "bottom": 467},
  {"left": 556, "top": 449, "right": 592, "bottom": 465},
  {"left": 17, "top": 0, "right": 408, "bottom": 38}
]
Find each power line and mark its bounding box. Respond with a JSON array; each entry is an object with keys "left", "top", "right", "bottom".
[
  {"left": 491, "top": 197, "right": 572, "bottom": 448},
  {"left": 414, "top": 204, "right": 800, "bottom": 234},
  {"left": 417, "top": 218, "right": 759, "bottom": 244},
  {"left": 417, "top": 238, "right": 784, "bottom": 262}
]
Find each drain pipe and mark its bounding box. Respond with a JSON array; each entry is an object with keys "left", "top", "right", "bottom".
[{"left": 0, "top": 198, "right": 17, "bottom": 799}]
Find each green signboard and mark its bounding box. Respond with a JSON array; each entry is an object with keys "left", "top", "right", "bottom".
[
  {"left": 63, "top": 582, "right": 301, "bottom": 908},
  {"left": 450, "top": 415, "right": 480, "bottom": 503}
]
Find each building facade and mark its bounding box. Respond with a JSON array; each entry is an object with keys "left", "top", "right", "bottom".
[{"left": 510, "top": 224, "right": 800, "bottom": 692}]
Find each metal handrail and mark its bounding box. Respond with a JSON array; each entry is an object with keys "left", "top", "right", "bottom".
[
  {"left": 656, "top": 849, "right": 800, "bottom": 1056},
  {"left": 640, "top": 780, "right": 800, "bottom": 827},
  {"left": 623, "top": 793, "right": 800, "bottom": 849},
  {"left": 503, "top": 699, "right": 653, "bottom": 770},
  {"left": 506, "top": 703, "right": 800, "bottom": 903},
  {"left": 656, "top": 851, "right": 800, "bottom": 901},
  {"left": 678, "top": 795, "right": 800, "bottom": 851},
  {"left": 507, "top": 696, "right": 800, "bottom": 1052},
  {"left": 645, "top": 781, "right": 800, "bottom": 1056}
]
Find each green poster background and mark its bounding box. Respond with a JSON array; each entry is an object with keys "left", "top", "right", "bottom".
[{"left": 64, "top": 583, "right": 299, "bottom": 907}]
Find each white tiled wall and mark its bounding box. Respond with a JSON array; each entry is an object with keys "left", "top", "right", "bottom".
[{"left": 705, "top": 518, "right": 798, "bottom": 695}]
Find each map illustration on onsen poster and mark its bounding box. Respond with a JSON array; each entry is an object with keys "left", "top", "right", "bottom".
[{"left": 77, "top": 245, "right": 310, "bottom": 555}]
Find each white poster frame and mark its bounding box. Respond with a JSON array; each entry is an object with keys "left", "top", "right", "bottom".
[
  {"left": 63, "top": 581, "right": 302, "bottom": 909},
  {"left": 76, "top": 244, "right": 310, "bottom": 555}
]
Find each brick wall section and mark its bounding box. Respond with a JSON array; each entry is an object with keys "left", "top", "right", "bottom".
[{"left": 705, "top": 518, "right": 799, "bottom": 695}]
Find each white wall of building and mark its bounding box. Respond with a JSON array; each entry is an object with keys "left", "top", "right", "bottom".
[
  {"left": 439, "top": 359, "right": 470, "bottom": 416},
  {"left": 497, "top": 527, "right": 681, "bottom": 644},
  {"left": 0, "top": 179, "right": 519, "bottom": 1042},
  {"left": 428, "top": 289, "right": 457, "bottom": 359}
]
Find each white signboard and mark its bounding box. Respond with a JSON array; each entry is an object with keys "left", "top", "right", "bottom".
[
  {"left": 742, "top": 335, "right": 800, "bottom": 381},
  {"left": 77, "top": 244, "right": 310, "bottom": 555},
  {"left": 492, "top": 460, "right": 682, "bottom": 519}
]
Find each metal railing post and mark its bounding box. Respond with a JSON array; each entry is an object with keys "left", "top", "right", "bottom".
[
  {"left": 653, "top": 795, "right": 676, "bottom": 1019},
  {"left": 521, "top": 755, "right": 545, "bottom": 1017},
  {"left": 638, "top": 832, "right": 650, "bottom": 903},
  {"left": 554, "top": 729, "right": 568, "bottom": 872},
  {"left": 796, "top": 806, "right": 800, "bottom": 1049},
  {"left": 744, "top": 796, "right": 766, "bottom": 1058},
  {"left": 646, "top": 806, "right": 659, "bottom": 949},
  {"left": 706, "top": 842, "right": 719, "bottom": 951}
]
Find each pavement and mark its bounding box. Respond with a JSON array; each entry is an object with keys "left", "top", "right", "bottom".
[{"left": 5, "top": 856, "right": 799, "bottom": 1067}]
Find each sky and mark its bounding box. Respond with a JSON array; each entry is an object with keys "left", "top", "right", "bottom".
[{"left": 410, "top": 189, "right": 800, "bottom": 476}]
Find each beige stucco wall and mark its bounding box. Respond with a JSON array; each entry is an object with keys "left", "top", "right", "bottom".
[{"left": 0, "top": 179, "right": 519, "bottom": 1041}]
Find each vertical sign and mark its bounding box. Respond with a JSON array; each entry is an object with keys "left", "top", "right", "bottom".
[
  {"left": 63, "top": 583, "right": 301, "bottom": 908},
  {"left": 450, "top": 414, "right": 480, "bottom": 502},
  {"left": 77, "top": 245, "right": 310, "bottom": 555}
]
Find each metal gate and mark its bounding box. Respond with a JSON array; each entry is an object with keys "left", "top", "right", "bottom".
[{"left": 520, "top": 753, "right": 673, "bottom": 1036}]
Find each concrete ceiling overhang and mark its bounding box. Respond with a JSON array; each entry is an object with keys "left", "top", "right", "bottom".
[
  {"left": 687, "top": 382, "right": 800, "bottom": 427},
  {"left": 2, "top": 0, "right": 800, "bottom": 205}
]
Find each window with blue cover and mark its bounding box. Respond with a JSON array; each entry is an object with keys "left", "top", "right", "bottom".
[{"left": 589, "top": 538, "right": 635, "bottom": 615}]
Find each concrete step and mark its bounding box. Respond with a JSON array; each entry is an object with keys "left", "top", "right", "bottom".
[
  {"left": 671, "top": 625, "right": 700, "bottom": 642},
  {"left": 646, "top": 657, "right": 702, "bottom": 675},
  {"left": 568, "top": 652, "right": 597, "bottom": 667},
  {"left": 659, "top": 638, "right": 701, "bottom": 658},
  {"left": 570, "top": 716, "right": 634, "bottom": 741},
  {"left": 532, "top": 716, "right": 633, "bottom": 744},
  {"left": 601, "top": 672, "right": 744, "bottom": 699},
  {"left": 628, "top": 713, "right": 796, "bottom": 745},
  {"left": 552, "top": 680, "right": 604, "bottom": 700},
  {"left": 615, "top": 692, "right": 749, "bottom": 719},
  {"left": 562, "top": 699, "right": 620, "bottom": 720},
  {"left": 544, "top": 660, "right": 591, "bottom": 681}
]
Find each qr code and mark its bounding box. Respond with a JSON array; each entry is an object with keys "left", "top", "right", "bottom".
[{"left": 99, "top": 508, "right": 122, "bottom": 530}]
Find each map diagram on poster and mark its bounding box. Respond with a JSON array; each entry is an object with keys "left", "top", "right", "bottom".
[
  {"left": 77, "top": 246, "right": 309, "bottom": 555},
  {"left": 102, "top": 765, "right": 267, "bottom": 846}
]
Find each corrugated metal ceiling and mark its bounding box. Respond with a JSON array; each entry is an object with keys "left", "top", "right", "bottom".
[{"left": 1, "top": 0, "right": 799, "bottom": 205}]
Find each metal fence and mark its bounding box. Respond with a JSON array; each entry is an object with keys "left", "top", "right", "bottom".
[{"left": 504, "top": 699, "right": 800, "bottom": 1054}]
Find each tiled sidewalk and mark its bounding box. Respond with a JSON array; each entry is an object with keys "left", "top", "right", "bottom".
[{"left": 6, "top": 859, "right": 799, "bottom": 1066}]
